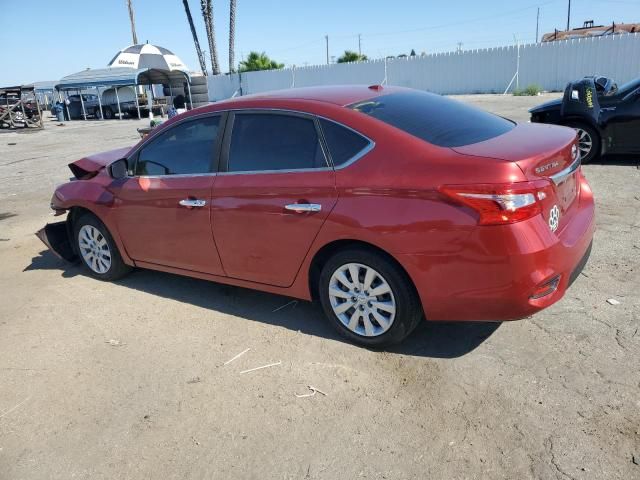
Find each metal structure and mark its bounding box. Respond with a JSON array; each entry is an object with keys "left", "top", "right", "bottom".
[
  {"left": 55, "top": 67, "right": 192, "bottom": 120},
  {"left": 0, "top": 85, "right": 44, "bottom": 130}
]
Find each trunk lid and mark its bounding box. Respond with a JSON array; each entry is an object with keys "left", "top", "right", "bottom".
[
  {"left": 452, "top": 123, "right": 581, "bottom": 233},
  {"left": 69, "top": 146, "right": 132, "bottom": 179}
]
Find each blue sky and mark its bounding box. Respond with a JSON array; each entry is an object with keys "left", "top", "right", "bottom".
[{"left": 1, "top": 0, "right": 637, "bottom": 85}]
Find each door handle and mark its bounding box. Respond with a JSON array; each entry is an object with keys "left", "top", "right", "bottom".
[
  {"left": 179, "top": 199, "right": 206, "bottom": 208},
  {"left": 284, "top": 203, "right": 322, "bottom": 213}
]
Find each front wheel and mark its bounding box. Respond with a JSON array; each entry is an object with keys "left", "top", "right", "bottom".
[
  {"left": 318, "top": 248, "right": 423, "bottom": 348},
  {"left": 566, "top": 122, "right": 600, "bottom": 164},
  {"left": 73, "top": 213, "right": 132, "bottom": 281}
]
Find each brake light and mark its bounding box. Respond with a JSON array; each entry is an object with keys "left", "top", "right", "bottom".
[{"left": 439, "top": 181, "right": 550, "bottom": 225}]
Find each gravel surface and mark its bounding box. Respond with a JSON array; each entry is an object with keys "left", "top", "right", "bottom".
[{"left": 0, "top": 95, "right": 638, "bottom": 479}]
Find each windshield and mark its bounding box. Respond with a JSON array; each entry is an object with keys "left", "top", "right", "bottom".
[{"left": 350, "top": 90, "right": 515, "bottom": 148}]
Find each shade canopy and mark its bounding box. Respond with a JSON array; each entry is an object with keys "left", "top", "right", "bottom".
[
  {"left": 55, "top": 67, "right": 191, "bottom": 91},
  {"left": 108, "top": 44, "right": 188, "bottom": 71}
]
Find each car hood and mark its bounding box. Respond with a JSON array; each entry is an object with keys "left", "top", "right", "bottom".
[
  {"left": 528, "top": 98, "right": 561, "bottom": 114},
  {"left": 69, "top": 146, "right": 132, "bottom": 179}
]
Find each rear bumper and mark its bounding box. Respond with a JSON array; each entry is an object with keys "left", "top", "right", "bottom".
[{"left": 400, "top": 173, "right": 595, "bottom": 321}]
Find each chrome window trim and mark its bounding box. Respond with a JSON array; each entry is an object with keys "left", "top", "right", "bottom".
[
  {"left": 549, "top": 155, "right": 581, "bottom": 185},
  {"left": 217, "top": 166, "right": 333, "bottom": 176}
]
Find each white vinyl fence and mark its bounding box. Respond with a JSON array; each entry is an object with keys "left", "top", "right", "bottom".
[{"left": 208, "top": 33, "right": 640, "bottom": 100}]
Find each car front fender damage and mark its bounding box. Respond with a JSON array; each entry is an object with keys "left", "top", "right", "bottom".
[{"left": 36, "top": 221, "right": 78, "bottom": 262}]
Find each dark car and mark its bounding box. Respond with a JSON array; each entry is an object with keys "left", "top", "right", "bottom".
[{"left": 530, "top": 76, "right": 640, "bottom": 162}]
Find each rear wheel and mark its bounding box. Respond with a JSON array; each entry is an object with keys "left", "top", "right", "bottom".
[
  {"left": 318, "top": 248, "right": 423, "bottom": 348},
  {"left": 103, "top": 106, "right": 114, "bottom": 120},
  {"left": 73, "top": 213, "right": 131, "bottom": 281},
  {"left": 94, "top": 107, "right": 103, "bottom": 120},
  {"left": 565, "top": 122, "right": 600, "bottom": 163}
]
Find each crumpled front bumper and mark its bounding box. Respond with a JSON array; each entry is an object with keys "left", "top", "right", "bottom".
[{"left": 35, "top": 221, "right": 77, "bottom": 261}]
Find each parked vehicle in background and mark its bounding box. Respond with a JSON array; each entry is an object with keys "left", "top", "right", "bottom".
[
  {"left": 61, "top": 94, "right": 100, "bottom": 120},
  {"left": 38, "top": 85, "right": 595, "bottom": 348},
  {"left": 530, "top": 75, "right": 640, "bottom": 162}
]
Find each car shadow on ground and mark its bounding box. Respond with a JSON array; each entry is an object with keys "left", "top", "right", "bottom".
[
  {"left": 26, "top": 250, "right": 501, "bottom": 359},
  {"left": 594, "top": 154, "right": 639, "bottom": 167}
]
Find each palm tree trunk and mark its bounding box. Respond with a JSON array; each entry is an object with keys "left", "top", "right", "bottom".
[
  {"left": 201, "top": 0, "right": 221, "bottom": 75},
  {"left": 229, "top": 0, "right": 236, "bottom": 73},
  {"left": 127, "top": 0, "right": 138, "bottom": 45},
  {"left": 182, "top": 0, "right": 208, "bottom": 75}
]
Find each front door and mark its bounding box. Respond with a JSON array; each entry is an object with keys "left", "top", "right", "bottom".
[
  {"left": 113, "top": 114, "right": 226, "bottom": 275},
  {"left": 211, "top": 111, "right": 337, "bottom": 287}
]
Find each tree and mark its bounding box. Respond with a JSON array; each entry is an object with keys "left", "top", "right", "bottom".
[
  {"left": 337, "top": 50, "right": 368, "bottom": 63},
  {"left": 410, "top": 49, "right": 416, "bottom": 56},
  {"left": 182, "top": 0, "right": 207, "bottom": 75},
  {"left": 229, "top": 0, "right": 236, "bottom": 73},
  {"left": 126, "top": 0, "right": 138, "bottom": 44},
  {"left": 201, "top": 0, "right": 221, "bottom": 75},
  {"left": 238, "top": 52, "right": 284, "bottom": 72}
]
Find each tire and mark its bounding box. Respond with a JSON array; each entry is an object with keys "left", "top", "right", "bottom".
[
  {"left": 189, "top": 84, "right": 208, "bottom": 95},
  {"left": 103, "top": 106, "right": 114, "bottom": 120},
  {"left": 189, "top": 93, "right": 209, "bottom": 103},
  {"left": 190, "top": 75, "right": 207, "bottom": 86},
  {"left": 73, "top": 213, "right": 132, "bottom": 281},
  {"left": 94, "top": 107, "right": 103, "bottom": 120},
  {"left": 318, "top": 248, "right": 423, "bottom": 348},
  {"left": 565, "top": 121, "right": 600, "bottom": 164},
  {"left": 163, "top": 87, "right": 184, "bottom": 97},
  {"left": 191, "top": 101, "right": 210, "bottom": 109}
]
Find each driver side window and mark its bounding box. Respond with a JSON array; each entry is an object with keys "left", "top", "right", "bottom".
[{"left": 135, "top": 116, "right": 220, "bottom": 176}]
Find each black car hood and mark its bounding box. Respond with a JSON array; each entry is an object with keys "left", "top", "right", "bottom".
[{"left": 529, "top": 98, "right": 561, "bottom": 114}]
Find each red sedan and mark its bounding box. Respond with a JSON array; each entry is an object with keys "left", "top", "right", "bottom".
[{"left": 39, "top": 85, "right": 595, "bottom": 347}]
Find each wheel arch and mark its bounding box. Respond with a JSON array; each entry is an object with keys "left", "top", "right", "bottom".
[
  {"left": 66, "top": 205, "right": 134, "bottom": 265},
  {"left": 307, "top": 239, "right": 418, "bottom": 304}
]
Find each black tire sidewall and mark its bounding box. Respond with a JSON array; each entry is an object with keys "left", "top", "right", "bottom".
[
  {"left": 566, "top": 122, "right": 600, "bottom": 163},
  {"left": 103, "top": 107, "right": 113, "bottom": 119},
  {"left": 73, "top": 213, "right": 130, "bottom": 281},
  {"left": 318, "top": 248, "right": 422, "bottom": 348}
]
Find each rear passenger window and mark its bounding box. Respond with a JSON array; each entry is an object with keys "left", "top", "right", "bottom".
[
  {"left": 228, "top": 113, "right": 327, "bottom": 172},
  {"left": 136, "top": 116, "right": 220, "bottom": 175},
  {"left": 319, "top": 119, "right": 371, "bottom": 166}
]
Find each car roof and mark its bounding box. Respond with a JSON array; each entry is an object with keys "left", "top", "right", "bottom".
[{"left": 214, "top": 84, "right": 401, "bottom": 107}]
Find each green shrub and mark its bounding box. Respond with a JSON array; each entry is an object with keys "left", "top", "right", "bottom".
[{"left": 513, "top": 84, "right": 542, "bottom": 96}]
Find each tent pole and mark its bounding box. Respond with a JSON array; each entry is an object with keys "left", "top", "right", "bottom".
[
  {"left": 134, "top": 84, "right": 141, "bottom": 119},
  {"left": 64, "top": 92, "right": 71, "bottom": 121},
  {"left": 115, "top": 87, "right": 122, "bottom": 120},
  {"left": 78, "top": 89, "right": 87, "bottom": 120},
  {"left": 186, "top": 81, "right": 193, "bottom": 110},
  {"left": 96, "top": 87, "right": 103, "bottom": 119}
]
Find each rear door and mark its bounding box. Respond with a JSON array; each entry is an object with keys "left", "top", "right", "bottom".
[
  {"left": 112, "top": 114, "right": 226, "bottom": 275},
  {"left": 211, "top": 111, "right": 337, "bottom": 287}
]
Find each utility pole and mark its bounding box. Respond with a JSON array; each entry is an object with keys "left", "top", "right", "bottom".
[
  {"left": 566, "top": 0, "right": 571, "bottom": 31},
  {"left": 325, "top": 35, "right": 329, "bottom": 64},
  {"left": 358, "top": 34, "right": 362, "bottom": 56},
  {"left": 536, "top": 7, "right": 540, "bottom": 43},
  {"left": 126, "top": 0, "right": 138, "bottom": 45}
]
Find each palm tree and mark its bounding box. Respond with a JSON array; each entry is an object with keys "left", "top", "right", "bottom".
[
  {"left": 337, "top": 50, "right": 368, "bottom": 63},
  {"left": 182, "top": 0, "right": 207, "bottom": 75},
  {"left": 201, "top": 0, "right": 221, "bottom": 75},
  {"left": 229, "top": 0, "right": 236, "bottom": 73},
  {"left": 238, "top": 52, "right": 284, "bottom": 72},
  {"left": 126, "top": 0, "right": 138, "bottom": 45}
]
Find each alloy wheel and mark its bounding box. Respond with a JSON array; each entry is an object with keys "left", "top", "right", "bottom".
[
  {"left": 575, "top": 128, "right": 593, "bottom": 159},
  {"left": 328, "top": 262, "right": 396, "bottom": 337},
  {"left": 78, "top": 225, "right": 112, "bottom": 274}
]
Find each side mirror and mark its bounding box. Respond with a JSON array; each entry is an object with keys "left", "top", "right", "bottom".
[{"left": 108, "top": 158, "right": 128, "bottom": 179}]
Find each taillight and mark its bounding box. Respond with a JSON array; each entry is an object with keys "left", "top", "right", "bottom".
[{"left": 439, "top": 181, "right": 550, "bottom": 225}]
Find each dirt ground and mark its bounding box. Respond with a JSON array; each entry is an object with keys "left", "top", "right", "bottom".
[{"left": 0, "top": 94, "right": 638, "bottom": 480}]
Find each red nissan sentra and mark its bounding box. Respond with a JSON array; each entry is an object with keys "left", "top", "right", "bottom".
[{"left": 39, "top": 85, "right": 595, "bottom": 347}]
